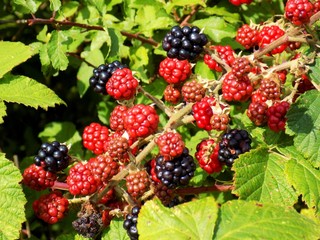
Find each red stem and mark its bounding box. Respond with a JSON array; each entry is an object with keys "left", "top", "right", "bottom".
[{"left": 51, "top": 181, "right": 69, "bottom": 191}]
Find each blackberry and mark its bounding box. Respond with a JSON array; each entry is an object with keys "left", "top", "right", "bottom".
[
  {"left": 34, "top": 141, "right": 70, "bottom": 173},
  {"left": 123, "top": 206, "right": 140, "bottom": 240},
  {"left": 72, "top": 212, "right": 103, "bottom": 238},
  {"left": 162, "top": 25, "right": 208, "bottom": 61},
  {"left": 155, "top": 148, "right": 196, "bottom": 189},
  {"left": 89, "top": 60, "right": 127, "bottom": 95},
  {"left": 218, "top": 129, "right": 251, "bottom": 166}
]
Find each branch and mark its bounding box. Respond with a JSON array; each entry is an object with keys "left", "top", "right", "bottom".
[
  {"left": 10, "top": 17, "right": 159, "bottom": 46},
  {"left": 180, "top": 5, "right": 200, "bottom": 26}
]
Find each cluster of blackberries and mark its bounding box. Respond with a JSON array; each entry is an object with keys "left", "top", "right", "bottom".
[
  {"left": 162, "top": 25, "right": 208, "bottom": 60},
  {"left": 155, "top": 148, "right": 196, "bottom": 189},
  {"left": 72, "top": 212, "right": 103, "bottom": 239},
  {"left": 34, "top": 141, "right": 70, "bottom": 173},
  {"left": 89, "top": 60, "right": 127, "bottom": 94},
  {"left": 218, "top": 129, "right": 252, "bottom": 166},
  {"left": 123, "top": 206, "right": 140, "bottom": 240}
]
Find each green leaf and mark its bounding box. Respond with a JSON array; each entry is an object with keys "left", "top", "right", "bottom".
[
  {"left": 0, "top": 74, "right": 66, "bottom": 110},
  {"left": 286, "top": 90, "right": 320, "bottom": 167},
  {"left": 77, "top": 48, "right": 104, "bottom": 97},
  {"left": 88, "top": 0, "right": 106, "bottom": 14},
  {"left": 193, "top": 16, "right": 237, "bottom": 44},
  {"left": 97, "top": 98, "right": 116, "bottom": 125},
  {"left": 0, "top": 154, "right": 26, "bottom": 240},
  {"left": 285, "top": 158, "right": 320, "bottom": 214},
  {"left": 56, "top": 1, "right": 80, "bottom": 20},
  {"left": 214, "top": 200, "right": 320, "bottom": 240},
  {"left": 194, "top": 60, "right": 218, "bottom": 80},
  {"left": 47, "top": 30, "right": 69, "bottom": 71},
  {"left": 165, "top": 0, "right": 206, "bottom": 13},
  {"left": 38, "top": 121, "right": 83, "bottom": 157},
  {"left": 12, "top": 0, "right": 39, "bottom": 13},
  {"left": 309, "top": 57, "right": 320, "bottom": 85},
  {"left": 49, "top": 0, "right": 61, "bottom": 11},
  {"left": 0, "top": 100, "right": 7, "bottom": 124},
  {"left": 0, "top": 41, "right": 33, "bottom": 78},
  {"left": 56, "top": 233, "right": 89, "bottom": 240},
  {"left": 138, "top": 197, "right": 218, "bottom": 240},
  {"left": 232, "top": 148, "right": 297, "bottom": 206},
  {"left": 101, "top": 218, "right": 130, "bottom": 240}
]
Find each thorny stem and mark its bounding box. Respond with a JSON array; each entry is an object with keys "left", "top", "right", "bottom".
[
  {"left": 68, "top": 196, "right": 90, "bottom": 204},
  {"left": 175, "top": 184, "right": 234, "bottom": 196},
  {"left": 164, "top": 103, "right": 194, "bottom": 130},
  {"left": 114, "top": 185, "right": 136, "bottom": 206},
  {"left": 137, "top": 85, "right": 173, "bottom": 117},
  {"left": 5, "top": 17, "right": 159, "bottom": 46},
  {"left": 134, "top": 137, "right": 157, "bottom": 164},
  {"left": 309, "top": 10, "right": 320, "bottom": 26},
  {"left": 92, "top": 166, "right": 130, "bottom": 203},
  {"left": 283, "top": 79, "right": 300, "bottom": 104},
  {"left": 205, "top": 48, "right": 232, "bottom": 72}
]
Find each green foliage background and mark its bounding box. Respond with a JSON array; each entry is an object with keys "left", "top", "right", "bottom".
[{"left": 0, "top": 0, "right": 319, "bottom": 239}]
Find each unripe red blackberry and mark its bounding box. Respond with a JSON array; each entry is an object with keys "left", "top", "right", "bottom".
[
  {"left": 258, "top": 25, "right": 288, "bottom": 55},
  {"left": 229, "top": 0, "right": 253, "bottom": 6},
  {"left": 236, "top": 24, "right": 259, "bottom": 49},
  {"left": 159, "top": 57, "right": 191, "bottom": 84},
  {"left": 204, "top": 45, "right": 236, "bottom": 72},
  {"left": 181, "top": 80, "right": 206, "bottom": 103},
  {"left": 258, "top": 78, "right": 281, "bottom": 101},
  {"left": 34, "top": 141, "right": 70, "bottom": 173},
  {"left": 23, "top": 164, "right": 57, "bottom": 191},
  {"left": 104, "top": 136, "right": 130, "bottom": 162},
  {"left": 285, "top": 0, "right": 314, "bottom": 25},
  {"left": 222, "top": 73, "right": 253, "bottom": 102},
  {"left": 109, "top": 105, "right": 128, "bottom": 132},
  {"left": 89, "top": 61, "right": 127, "bottom": 95},
  {"left": 126, "top": 170, "right": 150, "bottom": 200},
  {"left": 106, "top": 68, "right": 139, "bottom": 100},
  {"left": 247, "top": 101, "right": 269, "bottom": 126},
  {"left": 82, "top": 122, "right": 109, "bottom": 155},
  {"left": 210, "top": 113, "right": 230, "bottom": 131},
  {"left": 192, "top": 96, "right": 216, "bottom": 131},
  {"left": 67, "top": 162, "right": 100, "bottom": 196},
  {"left": 163, "top": 84, "right": 181, "bottom": 104},
  {"left": 195, "top": 139, "right": 223, "bottom": 174},
  {"left": 123, "top": 104, "right": 159, "bottom": 139},
  {"left": 33, "top": 191, "right": 69, "bottom": 224},
  {"left": 155, "top": 131, "right": 185, "bottom": 161},
  {"left": 87, "top": 155, "right": 119, "bottom": 185},
  {"left": 231, "top": 57, "right": 252, "bottom": 78},
  {"left": 266, "top": 101, "right": 290, "bottom": 132}
]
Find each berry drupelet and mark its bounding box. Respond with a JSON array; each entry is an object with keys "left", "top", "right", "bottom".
[
  {"left": 218, "top": 129, "right": 252, "bottom": 166},
  {"left": 34, "top": 141, "right": 70, "bottom": 173}
]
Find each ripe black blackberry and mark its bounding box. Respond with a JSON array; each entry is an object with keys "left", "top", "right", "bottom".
[
  {"left": 155, "top": 148, "right": 196, "bottom": 189},
  {"left": 218, "top": 129, "right": 252, "bottom": 166},
  {"left": 34, "top": 141, "right": 70, "bottom": 173},
  {"left": 72, "top": 212, "right": 103, "bottom": 239},
  {"left": 89, "top": 60, "right": 127, "bottom": 94},
  {"left": 162, "top": 25, "right": 208, "bottom": 61},
  {"left": 123, "top": 206, "right": 140, "bottom": 240}
]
